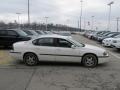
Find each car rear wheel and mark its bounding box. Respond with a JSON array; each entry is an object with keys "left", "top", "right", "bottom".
[
  {"left": 82, "top": 54, "right": 98, "bottom": 67},
  {"left": 24, "top": 53, "right": 38, "bottom": 66}
]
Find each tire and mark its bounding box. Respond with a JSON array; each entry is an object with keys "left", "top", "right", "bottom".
[
  {"left": 82, "top": 54, "right": 98, "bottom": 67},
  {"left": 23, "top": 53, "right": 38, "bottom": 66}
]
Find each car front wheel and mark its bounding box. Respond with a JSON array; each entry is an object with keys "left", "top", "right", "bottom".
[
  {"left": 23, "top": 53, "right": 38, "bottom": 66},
  {"left": 82, "top": 54, "right": 98, "bottom": 67}
]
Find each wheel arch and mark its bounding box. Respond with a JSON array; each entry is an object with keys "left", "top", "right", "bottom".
[
  {"left": 81, "top": 53, "right": 98, "bottom": 63},
  {"left": 23, "top": 52, "right": 38, "bottom": 60}
]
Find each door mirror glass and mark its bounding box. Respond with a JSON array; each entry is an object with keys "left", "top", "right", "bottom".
[{"left": 71, "top": 45, "right": 76, "bottom": 49}]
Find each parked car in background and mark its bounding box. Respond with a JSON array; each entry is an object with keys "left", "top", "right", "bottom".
[
  {"left": 0, "top": 29, "right": 31, "bottom": 47},
  {"left": 87, "top": 31, "right": 99, "bottom": 39},
  {"left": 111, "top": 42, "right": 120, "bottom": 50},
  {"left": 97, "top": 32, "right": 120, "bottom": 43},
  {"left": 10, "top": 35, "right": 109, "bottom": 67},
  {"left": 102, "top": 34, "right": 120, "bottom": 47},
  {"left": 27, "top": 30, "right": 39, "bottom": 36},
  {"left": 35, "top": 30, "right": 45, "bottom": 35},
  {"left": 92, "top": 31, "right": 110, "bottom": 40}
]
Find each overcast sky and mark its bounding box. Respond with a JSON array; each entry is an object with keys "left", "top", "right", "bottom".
[{"left": 0, "top": 0, "right": 119, "bottom": 31}]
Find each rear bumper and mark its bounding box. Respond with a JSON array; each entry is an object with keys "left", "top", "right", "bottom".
[{"left": 9, "top": 50, "right": 23, "bottom": 60}]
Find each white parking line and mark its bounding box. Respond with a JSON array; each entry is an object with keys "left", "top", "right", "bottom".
[{"left": 109, "top": 51, "right": 120, "bottom": 59}]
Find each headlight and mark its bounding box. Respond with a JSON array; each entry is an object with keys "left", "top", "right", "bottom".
[{"left": 103, "top": 52, "right": 108, "bottom": 56}]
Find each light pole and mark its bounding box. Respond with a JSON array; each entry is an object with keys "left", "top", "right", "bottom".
[
  {"left": 66, "top": 19, "right": 70, "bottom": 31},
  {"left": 44, "top": 17, "right": 49, "bottom": 31},
  {"left": 28, "top": 0, "right": 30, "bottom": 25},
  {"left": 91, "top": 16, "right": 95, "bottom": 30},
  {"left": 107, "top": 1, "right": 114, "bottom": 31},
  {"left": 80, "top": 0, "right": 83, "bottom": 32},
  {"left": 78, "top": 20, "right": 80, "bottom": 29},
  {"left": 116, "top": 17, "right": 120, "bottom": 32},
  {"left": 16, "top": 13, "right": 21, "bottom": 29}
]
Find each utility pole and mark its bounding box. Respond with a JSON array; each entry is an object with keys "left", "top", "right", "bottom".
[
  {"left": 78, "top": 20, "right": 80, "bottom": 29},
  {"left": 91, "top": 16, "right": 95, "bottom": 30},
  {"left": 28, "top": 0, "right": 30, "bottom": 25},
  {"left": 116, "top": 17, "right": 120, "bottom": 32},
  {"left": 84, "top": 17, "right": 86, "bottom": 30},
  {"left": 80, "top": 0, "right": 83, "bottom": 32},
  {"left": 107, "top": 1, "right": 114, "bottom": 31},
  {"left": 16, "top": 13, "right": 21, "bottom": 29},
  {"left": 44, "top": 17, "right": 49, "bottom": 31}
]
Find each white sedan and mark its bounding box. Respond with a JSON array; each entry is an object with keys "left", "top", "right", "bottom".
[
  {"left": 111, "top": 41, "right": 120, "bottom": 50},
  {"left": 10, "top": 35, "right": 109, "bottom": 67},
  {"left": 102, "top": 34, "right": 120, "bottom": 47}
]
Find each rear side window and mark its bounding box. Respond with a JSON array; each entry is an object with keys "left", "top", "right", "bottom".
[
  {"left": 0, "top": 30, "right": 6, "bottom": 35},
  {"left": 7, "top": 30, "right": 18, "bottom": 36},
  {"left": 33, "top": 38, "right": 55, "bottom": 47}
]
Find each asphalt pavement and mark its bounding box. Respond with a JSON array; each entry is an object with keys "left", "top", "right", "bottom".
[{"left": 0, "top": 35, "right": 120, "bottom": 90}]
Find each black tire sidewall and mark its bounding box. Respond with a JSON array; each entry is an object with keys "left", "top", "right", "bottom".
[
  {"left": 24, "top": 53, "right": 38, "bottom": 66},
  {"left": 82, "top": 54, "right": 98, "bottom": 67}
]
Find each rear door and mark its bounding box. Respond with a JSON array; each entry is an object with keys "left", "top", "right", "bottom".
[{"left": 33, "top": 38, "right": 56, "bottom": 61}]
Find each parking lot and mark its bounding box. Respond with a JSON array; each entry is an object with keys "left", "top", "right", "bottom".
[{"left": 0, "top": 34, "right": 120, "bottom": 90}]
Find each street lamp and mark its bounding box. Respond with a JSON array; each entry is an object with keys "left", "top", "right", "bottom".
[
  {"left": 44, "top": 17, "right": 49, "bottom": 31},
  {"left": 16, "top": 13, "right": 21, "bottom": 29},
  {"left": 80, "top": 0, "right": 83, "bottom": 32},
  {"left": 91, "top": 16, "right": 95, "bottom": 30},
  {"left": 116, "top": 17, "right": 120, "bottom": 32},
  {"left": 28, "top": 0, "right": 30, "bottom": 25},
  {"left": 107, "top": 1, "right": 114, "bottom": 31}
]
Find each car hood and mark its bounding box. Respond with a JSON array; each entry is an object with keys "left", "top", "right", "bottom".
[
  {"left": 103, "top": 38, "right": 114, "bottom": 41},
  {"left": 84, "top": 44, "right": 105, "bottom": 52},
  {"left": 104, "top": 38, "right": 120, "bottom": 41}
]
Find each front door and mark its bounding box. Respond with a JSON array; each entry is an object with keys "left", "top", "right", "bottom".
[{"left": 55, "top": 38, "right": 81, "bottom": 62}]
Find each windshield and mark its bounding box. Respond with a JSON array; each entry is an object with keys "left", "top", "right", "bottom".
[
  {"left": 35, "top": 31, "right": 42, "bottom": 34},
  {"left": 29, "top": 30, "right": 39, "bottom": 35},
  {"left": 23, "top": 30, "right": 33, "bottom": 35},
  {"left": 114, "top": 34, "right": 120, "bottom": 38},
  {"left": 107, "top": 33, "right": 115, "bottom": 37},
  {"left": 17, "top": 30, "right": 28, "bottom": 37}
]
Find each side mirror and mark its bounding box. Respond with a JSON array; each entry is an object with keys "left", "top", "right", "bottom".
[{"left": 71, "top": 45, "right": 76, "bottom": 49}]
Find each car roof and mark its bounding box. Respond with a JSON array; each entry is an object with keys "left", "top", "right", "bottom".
[{"left": 32, "top": 34, "right": 69, "bottom": 40}]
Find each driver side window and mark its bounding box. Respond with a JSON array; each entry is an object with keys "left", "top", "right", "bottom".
[{"left": 57, "top": 38, "right": 73, "bottom": 48}]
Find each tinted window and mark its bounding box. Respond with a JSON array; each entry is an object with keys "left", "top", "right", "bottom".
[
  {"left": 57, "top": 38, "right": 72, "bottom": 48},
  {"left": 33, "top": 38, "right": 55, "bottom": 47},
  {"left": 7, "top": 30, "right": 17, "bottom": 36},
  {"left": 17, "top": 30, "right": 28, "bottom": 36},
  {"left": 0, "top": 30, "right": 6, "bottom": 35}
]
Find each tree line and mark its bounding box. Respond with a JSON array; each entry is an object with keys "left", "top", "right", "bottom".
[{"left": 0, "top": 21, "right": 82, "bottom": 31}]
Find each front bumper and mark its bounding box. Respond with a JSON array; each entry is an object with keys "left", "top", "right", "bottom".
[{"left": 98, "top": 56, "right": 110, "bottom": 64}]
